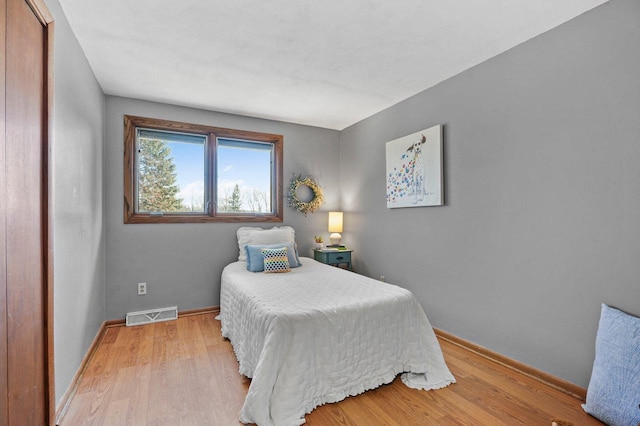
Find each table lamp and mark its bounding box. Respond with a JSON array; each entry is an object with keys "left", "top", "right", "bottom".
[{"left": 328, "top": 211, "right": 343, "bottom": 246}]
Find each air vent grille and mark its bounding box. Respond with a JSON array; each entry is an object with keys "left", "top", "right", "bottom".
[{"left": 126, "top": 306, "right": 178, "bottom": 326}]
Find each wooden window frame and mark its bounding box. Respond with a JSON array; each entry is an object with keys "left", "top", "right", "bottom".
[{"left": 124, "top": 115, "right": 283, "bottom": 224}]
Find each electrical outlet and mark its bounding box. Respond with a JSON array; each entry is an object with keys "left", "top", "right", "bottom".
[
  {"left": 137, "top": 282, "right": 147, "bottom": 295},
  {"left": 380, "top": 275, "right": 385, "bottom": 282}
]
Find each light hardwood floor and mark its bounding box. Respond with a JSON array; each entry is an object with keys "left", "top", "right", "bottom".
[{"left": 59, "top": 312, "right": 603, "bottom": 425}]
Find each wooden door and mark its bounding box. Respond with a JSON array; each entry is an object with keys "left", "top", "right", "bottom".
[
  {"left": 0, "top": 0, "right": 6, "bottom": 420},
  {"left": 1, "top": 0, "right": 54, "bottom": 424}
]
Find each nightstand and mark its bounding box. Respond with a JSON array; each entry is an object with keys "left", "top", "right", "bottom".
[{"left": 313, "top": 249, "right": 353, "bottom": 271}]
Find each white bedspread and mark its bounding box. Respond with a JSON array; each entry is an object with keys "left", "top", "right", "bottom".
[{"left": 220, "top": 257, "right": 455, "bottom": 426}]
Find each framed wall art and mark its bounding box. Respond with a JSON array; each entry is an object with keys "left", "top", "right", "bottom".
[{"left": 385, "top": 124, "right": 443, "bottom": 208}]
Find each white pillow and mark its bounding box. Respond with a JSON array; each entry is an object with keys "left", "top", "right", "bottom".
[{"left": 237, "top": 226, "right": 296, "bottom": 261}]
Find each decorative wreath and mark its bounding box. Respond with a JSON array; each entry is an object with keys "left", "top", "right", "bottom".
[{"left": 288, "top": 174, "right": 324, "bottom": 216}]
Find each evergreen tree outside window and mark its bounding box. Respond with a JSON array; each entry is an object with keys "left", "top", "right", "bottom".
[
  {"left": 228, "top": 183, "right": 242, "bottom": 212},
  {"left": 124, "top": 115, "right": 283, "bottom": 224},
  {"left": 136, "top": 129, "right": 205, "bottom": 214}
]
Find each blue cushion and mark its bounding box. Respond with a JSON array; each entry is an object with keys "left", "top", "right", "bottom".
[
  {"left": 582, "top": 304, "right": 640, "bottom": 426},
  {"left": 245, "top": 242, "right": 300, "bottom": 272}
]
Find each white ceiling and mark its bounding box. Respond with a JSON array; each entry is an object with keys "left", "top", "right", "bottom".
[{"left": 58, "top": 0, "right": 608, "bottom": 130}]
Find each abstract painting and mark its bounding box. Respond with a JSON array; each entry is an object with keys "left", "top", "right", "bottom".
[{"left": 386, "top": 124, "right": 443, "bottom": 208}]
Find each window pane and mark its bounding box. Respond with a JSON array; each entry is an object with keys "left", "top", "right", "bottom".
[
  {"left": 216, "top": 138, "right": 273, "bottom": 214},
  {"left": 136, "top": 129, "right": 206, "bottom": 214},
  {"left": 124, "top": 115, "right": 282, "bottom": 223}
]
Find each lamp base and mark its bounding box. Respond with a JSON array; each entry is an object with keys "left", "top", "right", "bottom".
[{"left": 329, "top": 232, "right": 342, "bottom": 246}]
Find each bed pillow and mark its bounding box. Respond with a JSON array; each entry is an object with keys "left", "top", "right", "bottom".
[
  {"left": 245, "top": 242, "right": 301, "bottom": 272},
  {"left": 237, "top": 226, "right": 296, "bottom": 261},
  {"left": 582, "top": 304, "right": 640, "bottom": 426},
  {"left": 262, "top": 247, "right": 291, "bottom": 273}
]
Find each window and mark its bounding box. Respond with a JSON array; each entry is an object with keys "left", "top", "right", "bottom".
[{"left": 124, "top": 115, "right": 283, "bottom": 223}]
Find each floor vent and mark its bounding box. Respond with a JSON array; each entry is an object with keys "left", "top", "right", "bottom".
[{"left": 126, "top": 306, "right": 178, "bottom": 326}]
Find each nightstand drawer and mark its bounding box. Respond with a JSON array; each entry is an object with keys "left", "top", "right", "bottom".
[
  {"left": 325, "top": 251, "right": 351, "bottom": 264},
  {"left": 313, "top": 249, "right": 353, "bottom": 270}
]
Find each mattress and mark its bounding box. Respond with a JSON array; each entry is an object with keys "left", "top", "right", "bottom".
[{"left": 219, "top": 257, "right": 455, "bottom": 425}]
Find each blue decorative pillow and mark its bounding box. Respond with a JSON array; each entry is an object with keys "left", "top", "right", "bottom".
[
  {"left": 582, "top": 304, "right": 640, "bottom": 426},
  {"left": 262, "top": 247, "right": 291, "bottom": 273},
  {"left": 245, "top": 242, "right": 300, "bottom": 272}
]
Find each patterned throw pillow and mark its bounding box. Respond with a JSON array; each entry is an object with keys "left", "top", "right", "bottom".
[{"left": 262, "top": 247, "right": 291, "bottom": 273}]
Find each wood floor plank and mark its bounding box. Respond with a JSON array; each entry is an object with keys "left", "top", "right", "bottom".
[
  {"left": 122, "top": 364, "right": 151, "bottom": 426},
  {"left": 59, "top": 313, "right": 603, "bottom": 426}
]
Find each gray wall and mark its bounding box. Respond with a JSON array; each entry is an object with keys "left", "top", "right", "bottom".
[
  {"left": 340, "top": 0, "right": 639, "bottom": 387},
  {"left": 47, "top": 0, "right": 106, "bottom": 405},
  {"left": 104, "top": 96, "right": 340, "bottom": 319}
]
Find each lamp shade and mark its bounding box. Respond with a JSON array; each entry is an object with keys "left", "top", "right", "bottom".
[{"left": 328, "top": 212, "right": 343, "bottom": 233}]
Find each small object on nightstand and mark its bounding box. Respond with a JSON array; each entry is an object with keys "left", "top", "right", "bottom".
[{"left": 313, "top": 248, "right": 353, "bottom": 271}]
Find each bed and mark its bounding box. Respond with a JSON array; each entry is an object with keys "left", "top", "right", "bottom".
[{"left": 219, "top": 227, "right": 455, "bottom": 426}]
